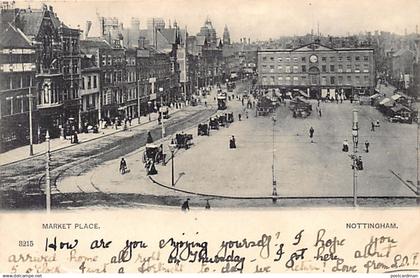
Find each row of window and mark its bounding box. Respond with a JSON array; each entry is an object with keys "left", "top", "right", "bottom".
[
  {"left": 0, "top": 74, "right": 33, "bottom": 91},
  {"left": 62, "top": 38, "right": 79, "bottom": 54},
  {"left": 62, "top": 59, "right": 79, "bottom": 75},
  {"left": 81, "top": 94, "right": 98, "bottom": 111},
  {"left": 0, "top": 96, "right": 32, "bottom": 117},
  {"left": 104, "top": 70, "right": 124, "bottom": 84},
  {"left": 101, "top": 55, "right": 125, "bottom": 67},
  {"left": 261, "top": 75, "right": 371, "bottom": 86},
  {"left": 80, "top": 75, "right": 98, "bottom": 90},
  {"left": 261, "top": 64, "right": 370, "bottom": 73},
  {"left": 261, "top": 55, "right": 370, "bottom": 62},
  {"left": 0, "top": 54, "right": 35, "bottom": 64}
]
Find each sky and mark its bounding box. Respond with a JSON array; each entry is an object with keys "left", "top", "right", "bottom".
[{"left": 13, "top": 0, "right": 420, "bottom": 41}]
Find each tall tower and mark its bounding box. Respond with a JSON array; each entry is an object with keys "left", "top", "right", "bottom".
[{"left": 223, "top": 25, "right": 231, "bottom": 45}]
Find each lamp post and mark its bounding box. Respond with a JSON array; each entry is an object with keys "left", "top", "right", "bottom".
[
  {"left": 417, "top": 110, "right": 420, "bottom": 205},
  {"left": 28, "top": 86, "right": 34, "bottom": 156},
  {"left": 147, "top": 101, "right": 152, "bottom": 122},
  {"left": 159, "top": 87, "right": 165, "bottom": 138},
  {"left": 137, "top": 77, "right": 141, "bottom": 124},
  {"left": 272, "top": 110, "right": 278, "bottom": 203},
  {"left": 169, "top": 140, "right": 176, "bottom": 186},
  {"left": 352, "top": 109, "right": 359, "bottom": 207},
  {"left": 45, "top": 130, "right": 51, "bottom": 213}
]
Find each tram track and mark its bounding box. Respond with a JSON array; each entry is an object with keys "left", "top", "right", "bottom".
[{"left": 22, "top": 107, "right": 218, "bottom": 209}]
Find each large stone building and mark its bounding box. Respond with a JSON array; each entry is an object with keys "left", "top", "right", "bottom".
[
  {"left": 257, "top": 42, "right": 375, "bottom": 98},
  {"left": 390, "top": 48, "right": 416, "bottom": 89},
  {"left": 1, "top": 4, "right": 81, "bottom": 140}
]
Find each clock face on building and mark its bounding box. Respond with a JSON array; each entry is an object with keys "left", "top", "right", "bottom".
[{"left": 309, "top": 55, "right": 318, "bottom": 63}]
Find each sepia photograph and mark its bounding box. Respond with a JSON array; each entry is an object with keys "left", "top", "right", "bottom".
[
  {"left": 0, "top": 0, "right": 419, "bottom": 274},
  {"left": 0, "top": 0, "right": 419, "bottom": 210}
]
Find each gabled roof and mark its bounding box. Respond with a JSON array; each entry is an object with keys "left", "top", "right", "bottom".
[
  {"left": 292, "top": 42, "right": 336, "bottom": 52},
  {"left": 18, "top": 10, "right": 44, "bottom": 37},
  {"left": 159, "top": 28, "right": 177, "bottom": 44},
  {"left": 18, "top": 9, "right": 64, "bottom": 38},
  {"left": 0, "top": 23, "right": 33, "bottom": 48},
  {"left": 392, "top": 48, "right": 415, "bottom": 57},
  {"left": 196, "top": 35, "right": 207, "bottom": 46},
  {"left": 80, "top": 39, "right": 111, "bottom": 50}
]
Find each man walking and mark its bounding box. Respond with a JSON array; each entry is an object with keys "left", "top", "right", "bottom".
[
  {"left": 119, "top": 158, "right": 127, "bottom": 174},
  {"left": 371, "top": 122, "right": 375, "bottom": 132},
  {"left": 181, "top": 198, "right": 190, "bottom": 211},
  {"left": 309, "top": 126, "right": 314, "bottom": 143},
  {"left": 365, "top": 140, "right": 370, "bottom": 153}
]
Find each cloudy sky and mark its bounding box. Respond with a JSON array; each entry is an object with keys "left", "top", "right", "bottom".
[{"left": 14, "top": 0, "right": 420, "bottom": 41}]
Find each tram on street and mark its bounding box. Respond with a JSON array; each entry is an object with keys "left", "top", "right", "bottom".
[{"left": 217, "top": 92, "right": 227, "bottom": 110}]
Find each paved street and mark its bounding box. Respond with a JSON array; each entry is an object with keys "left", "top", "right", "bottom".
[
  {"left": 53, "top": 82, "right": 417, "bottom": 208},
  {"left": 0, "top": 99, "right": 217, "bottom": 209}
]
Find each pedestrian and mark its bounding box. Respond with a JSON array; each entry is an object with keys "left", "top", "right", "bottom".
[
  {"left": 365, "top": 140, "right": 370, "bottom": 153},
  {"left": 73, "top": 132, "right": 79, "bottom": 144},
  {"left": 357, "top": 156, "right": 364, "bottom": 170},
  {"left": 238, "top": 113, "right": 242, "bottom": 121},
  {"left": 309, "top": 126, "right": 314, "bottom": 143},
  {"left": 181, "top": 198, "right": 190, "bottom": 211},
  {"left": 119, "top": 158, "right": 127, "bottom": 174},
  {"left": 147, "top": 131, "right": 153, "bottom": 143},
  {"left": 371, "top": 122, "right": 375, "bottom": 132},
  {"left": 342, "top": 139, "right": 349, "bottom": 152},
  {"left": 319, "top": 108, "right": 322, "bottom": 117},
  {"left": 147, "top": 161, "right": 158, "bottom": 175},
  {"left": 229, "top": 135, "right": 236, "bottom": 149}
]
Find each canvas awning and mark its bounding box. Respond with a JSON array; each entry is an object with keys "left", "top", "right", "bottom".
[
  {"left": 369, "top": 93, "right": 382, "bottom": 99},
  {"left": 391, "top": 94, "right": 401, "bottom": 101},
  {"left": 379, "top": 98, "right": 392, "bottom": 105}
]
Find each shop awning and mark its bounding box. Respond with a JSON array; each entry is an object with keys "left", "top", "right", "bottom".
[
  {"left": 391, "top": 94, "right": 401, "bottom": 101},
  {"left": 379, "top": 98, "right": 392, "bottom": 105},
  {"left": 390, "top": 104, "right": 411, "bottom": 113},
  {"left": 369, "top": 93, "right": 382, "bottom": 99}
]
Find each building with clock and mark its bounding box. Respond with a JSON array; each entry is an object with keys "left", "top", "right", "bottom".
[{"left": 257, "top": 42, "right": 375, "bottom": 98}]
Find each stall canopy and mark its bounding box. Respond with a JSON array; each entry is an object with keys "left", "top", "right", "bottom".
[
  {"left": 369, "top": 93, "right": 382, "bottom": 99},
  {"left": 390, "top": 104, "right": 411, "bottom": 113},
  {"left": 379, "top": 98, "right": 395, "bottom": 107},
  {"left": 391, "top": 94, "right": 402, "bottom": 101}
]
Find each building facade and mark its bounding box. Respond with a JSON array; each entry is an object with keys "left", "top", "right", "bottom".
[
  {"left": 257, "top": 42, "right": 375, "bottom": 97},
  {"left": 80, "top": 54, "right": 100, "bottom": 126},
  {"left": 0, "top": 23, "right": 38, "bottom": 152}
]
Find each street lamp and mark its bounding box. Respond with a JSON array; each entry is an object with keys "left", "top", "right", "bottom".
[
  {"left": 352, "top": 109, "right": 359, "bottom": 207},
  {"left": 137, "top": 77, "right": 141, "bottom": 124},
  {"left": 147, "top": 101, "right": 152, "bottom": 122},
  {"left": 168, "top": 140, "right": 177, "bottom": 187},
  {"left": 159, "top": 87, "right": 165, "bottom": 138},
  {"left": 417, "top": 110, "right": 420, "bottom": 205},
  {"left": 272, "top": 110, "right": 278, "bottom": 203},
  {"left": 45, "top": 130, "right": 51, "bottom": 213},
  {"left": 28, "top": 87, "right": 34, "bottom": 156}
]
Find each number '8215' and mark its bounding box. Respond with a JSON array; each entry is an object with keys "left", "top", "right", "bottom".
[{"left": 19, "top": 240, "right": 34, "bottom": 247}]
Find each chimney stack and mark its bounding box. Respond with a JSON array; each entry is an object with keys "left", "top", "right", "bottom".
[
  {"left": 85, "top": 20, "right": 92, "bottom": 39},
  {"left": 138, "top": 36, "right": 145, "bottom": 49}
]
